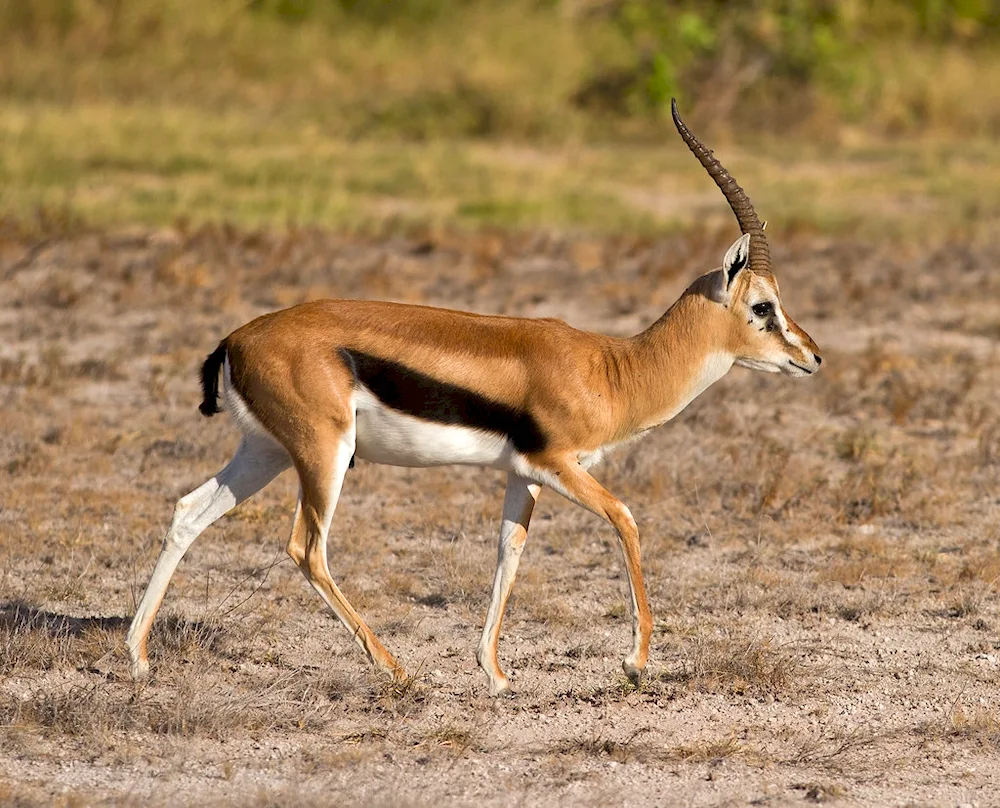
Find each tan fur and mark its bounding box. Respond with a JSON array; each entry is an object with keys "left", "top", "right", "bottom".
[
  {"left": 224, "top": 266, "right": 818, "bottom": 458},
  {"left": 126, "top": 251, "right": 821, "bottom": 694}
]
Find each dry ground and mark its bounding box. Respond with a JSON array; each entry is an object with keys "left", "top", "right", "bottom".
[{"left": 1, "top": 220, "right": 999, "bottom": 806}]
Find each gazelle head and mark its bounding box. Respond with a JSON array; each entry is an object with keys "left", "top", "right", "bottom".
[{"left": 672, "top": 99, "right": 822, "bottom": 378}]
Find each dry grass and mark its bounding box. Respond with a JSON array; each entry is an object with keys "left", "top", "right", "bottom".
[
  {"left": 658, "top": 631, "right": 803, "bottom": 700},
  {"left": 2, "top": 220, "right": 1000, "bottom": 804}
]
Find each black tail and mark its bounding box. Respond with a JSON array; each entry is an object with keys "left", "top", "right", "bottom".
[{"left": 199, "top": 341, "right": 227, "bottom": 417}]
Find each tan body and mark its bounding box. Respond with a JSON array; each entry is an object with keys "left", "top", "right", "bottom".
[
  {"left": 232, "top": 294, "right": 727, "bottom": 465},
  {"left": 125, "top": 102, "right": 822, "bottom": 695}
]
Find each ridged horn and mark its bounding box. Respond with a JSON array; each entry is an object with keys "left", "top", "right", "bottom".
[{"left": 670, "top": 98, "right": 771, "bottom": 274}]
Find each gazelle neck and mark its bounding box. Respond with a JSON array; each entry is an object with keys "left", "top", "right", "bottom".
[{"left": 624, "top": 272, "right": 734, "bottom": 433}]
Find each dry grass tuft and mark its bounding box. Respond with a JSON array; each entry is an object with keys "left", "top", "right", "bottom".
[
  {"left": 1, "top": 669, "right": 337, "bottom": 744},
  {"left": 150, "top": 613, "right": 228, "bottom": 662},
  {"left": 661, "top": 632, "right": 804, "bottom": 700},
  {"left": 669, "top": 735, "right": 746, "bottom": 763},
  {"left": 550, "top": 727, "right": 653, "bottom": 764},
  {"left": 0, "top": 602, "right": 126, "bottom": 675},
  {"left": 947, "top": 707, "right": 1000, "bottom": 749},
  {"left": 782, "top": 727, "right": 887, "bottom": 771}
]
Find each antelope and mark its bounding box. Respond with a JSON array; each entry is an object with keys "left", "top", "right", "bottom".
[{"left": 125, "top": 100, "right": 821, "bottom": 695}]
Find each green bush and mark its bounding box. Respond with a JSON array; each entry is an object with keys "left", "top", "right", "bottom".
[
  {"left": 2, "top": 0, "right": 1000, "bottom": 138},
  {"left": 577, "top": 0, "right": 1000, "bottom": 129}
]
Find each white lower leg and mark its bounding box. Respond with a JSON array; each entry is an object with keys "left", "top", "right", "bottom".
[
  {"left": 126, "top": 436, "right": 289, "bottom": 678},
  {"left": 477, "top": 534, "right": 525, "bottom": 695},
  {"left": 476, "top": 475, "right": 539, "bottom": 695},
  {"left": 622, "top": 583, "right": 644, "bottom": 677}
]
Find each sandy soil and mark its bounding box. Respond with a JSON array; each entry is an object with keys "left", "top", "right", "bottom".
[{"left": 2, "top": 220, "right": 999, "bottom": 806}]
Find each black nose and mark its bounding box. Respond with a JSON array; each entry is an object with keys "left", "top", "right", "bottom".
[{"left": 814, "top": 354, "right": 822, "bottom": 365}]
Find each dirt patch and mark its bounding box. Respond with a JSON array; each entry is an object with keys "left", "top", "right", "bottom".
[{"left": 2, "top": 221, "right": 999, "bottom": 805}]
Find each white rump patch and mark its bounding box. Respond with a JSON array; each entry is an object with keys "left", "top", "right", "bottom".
[{"left": 222, "top": 358, "right": 272, "bottom": 438}]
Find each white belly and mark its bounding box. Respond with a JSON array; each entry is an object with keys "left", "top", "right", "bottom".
[{"left": 353, "top": 388, "right": 514, "bottom": 469}]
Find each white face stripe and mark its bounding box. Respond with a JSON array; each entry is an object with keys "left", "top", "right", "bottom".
[
  {"left": 738, "top": 274, "right": 818, "bottom": 376},
  {"left": 778, "top": 306, "right": 806, "bottom": 348}
]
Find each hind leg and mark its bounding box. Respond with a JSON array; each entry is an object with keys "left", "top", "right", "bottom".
[
  {"left": 285, "top": 411, "right": 405, "bottom": 682},
  {"left": 126, "top": 433, "right": 290, "bottom": 679}
]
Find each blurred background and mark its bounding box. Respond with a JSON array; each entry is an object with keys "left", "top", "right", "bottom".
[{"left": 1, "top": 0, "right": 999, "bottom": 235}]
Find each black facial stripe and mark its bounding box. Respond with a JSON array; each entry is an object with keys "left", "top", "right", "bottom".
[{"left": 338, "top": 348, "right": 548, "bottom": 455}]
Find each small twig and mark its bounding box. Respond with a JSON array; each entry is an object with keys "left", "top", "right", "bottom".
[
  {"left": 692, "top": 483, "right": 715, "bottom": 545},
  {"left": 3, "top": 237, "right": 51, "bottom": 280},
  {"left": 213, "top": 545, "right": 286, "bottom": 620}
]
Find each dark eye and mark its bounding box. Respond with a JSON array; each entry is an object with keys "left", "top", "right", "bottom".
[{"left": 752, "top": 302, "right": 773, "bottom": 318}]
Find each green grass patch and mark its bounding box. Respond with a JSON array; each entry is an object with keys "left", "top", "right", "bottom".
[{"left": 3, "top": 101, "right": 1000, "bottom": 237}]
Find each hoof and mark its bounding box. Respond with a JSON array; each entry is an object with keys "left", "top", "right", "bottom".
[
  {"left": 129, "top": 657, "right": 150, "bottom": 682},
  {"left": 383, "top": 665, "right": 410, "bottom": 686},
  {"left": 486, "top": 676, "right": 514, "bottom": 698},
  {"left": 623, "top": 660, "right": 644, "bottom": 687}
]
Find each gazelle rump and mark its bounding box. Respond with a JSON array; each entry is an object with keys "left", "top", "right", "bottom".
[{"left": 125, "top": 101, "right": 821, "bottom": 695}]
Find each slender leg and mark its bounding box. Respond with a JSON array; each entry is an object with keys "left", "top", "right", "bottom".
[
  {"left": 537, "top": 457, "right": 652, "bottom": 685},
  {"left": 126, "top": 434, "right": 291, "bottom": 679},
  {"left": 285, "top": 416, "right": 406, "bottom": 683},
  {"left": 476, "top": 473, "right": 541, "bottom": 696}
]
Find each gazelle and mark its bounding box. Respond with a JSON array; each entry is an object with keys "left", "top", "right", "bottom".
[{"left": 126, "top": 100, "right": 821, "bottom": 695}]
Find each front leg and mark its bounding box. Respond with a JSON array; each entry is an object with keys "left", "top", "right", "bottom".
[
  {"left": 476, "top": 473, "right": 540, "bottom": 696},
  {"left": 533, "top": 456, "right": 652, "bottom": 685}
]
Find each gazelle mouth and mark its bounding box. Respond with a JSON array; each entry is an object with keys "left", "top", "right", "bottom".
[{"left": 789, "top": 360, "right": 814, "bottom": 375}]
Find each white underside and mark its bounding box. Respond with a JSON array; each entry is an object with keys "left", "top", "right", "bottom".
[{"left": 353, "top": 387, "right": 515, "bottom": 469}]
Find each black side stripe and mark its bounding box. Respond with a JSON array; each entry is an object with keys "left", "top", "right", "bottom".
[{"left": 338, "top": 348, "right": 548, "bottom": 454}]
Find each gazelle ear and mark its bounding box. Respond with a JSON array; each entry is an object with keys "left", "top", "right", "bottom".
[{"left": 722, "top": 233, "right": 751, "bottom": 290}]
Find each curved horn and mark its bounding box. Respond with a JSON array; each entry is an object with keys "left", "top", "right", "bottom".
[{"left": 670, "top": 98, "right": 771, "bottom": 273}]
